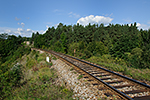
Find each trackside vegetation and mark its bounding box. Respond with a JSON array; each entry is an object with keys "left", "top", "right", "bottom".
[
  {"left": 6, "top": 51, "right": 73, "bottom": 100},
  {"left": 0, "top": 34, "right": 73, "bottom": 99},
  {"left": 30, "top": 22, "right": 150, "bottom": 81}
]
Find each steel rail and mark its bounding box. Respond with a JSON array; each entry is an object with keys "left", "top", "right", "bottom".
[
  {"left": 41, "top": 48, "right": 133, "bottom": 100},
  {"left": 32, "top": 48, "right": 150, "bottom": 99},
  {"left": 56, "top": 51, "right": 150, "bottom": 89}
]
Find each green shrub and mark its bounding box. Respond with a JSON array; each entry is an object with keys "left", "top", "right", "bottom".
[
  {"left": 31, "top": 50, "right": 36, "bottom": 57},
  {"left": 128, "top": 47, "right": 144, "bottom": 68},
  {"left": 0, "top": 63, "right": 23, "bottom": 99},
  {"left": 39, "top": 74, "right": 49, "bottom": 82},
  {"left": 35, "top": 53, "right": 39, "bottom": 60},
  {"left": 77, "top": 75, "right": 83, "bottom": 80},
  {"left": 50, "top": 62, "right": 53, "bottom": 66},
  {"left": 26, "top": 59, "right": 36, "bottom": 68},
  {"left": 7, "top": 66, "right": 73, "bottom": 100},
  {"left": 52, "top": 55, "right": 57, "bottom": 60}
]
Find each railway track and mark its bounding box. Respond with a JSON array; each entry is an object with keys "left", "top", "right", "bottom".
[{"left": 33, "top": 48, "right": 150, "bottom": 100}]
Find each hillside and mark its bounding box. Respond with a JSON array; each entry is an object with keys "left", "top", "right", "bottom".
[{"left": 0, "top": 47, "right": 73, "bottom": 99}]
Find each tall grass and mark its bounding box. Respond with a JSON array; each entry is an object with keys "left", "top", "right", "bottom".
[
  {"left": 5, "top": 51, "right": 73, "bottom": 100},
  {"left": 87, "top": 54, "right": 150, "bottom": 81}
]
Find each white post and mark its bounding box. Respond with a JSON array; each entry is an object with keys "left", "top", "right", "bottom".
[{"left": 46, "top": 57, "right": 49, "bottom": 62}]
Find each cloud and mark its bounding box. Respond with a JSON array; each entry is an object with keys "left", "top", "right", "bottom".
[
  {"left": 21, "top": 22, "right": 25, "bottom": 27},
  {"left": 136, "top": 23, "right": 150, "bottom": 30},
  {"left": 27, "top": 29, "right": 32, "bottom": 32},
  {"left": 46, "top": 25, "right": 49, "bottom": 29},
  {"left": 18, "top": 22, "right": 25, "bottom": 27},
  {"left": 15, "top": 17, "right": 21, "bottom": 21},
  {"left": 128, "top": 23, "right": 150, "bottom": 30},
  {"left": 54, "top": 23, "right": 59, "bottom": 28},
  {"left": 68, "top": 12, "right": 80, "bottom": 18},
  {"left": 77, "top": 15, "right": 113, "bottom": 26},
  {"left": 0, "top": 27, "right": 44, "bottom": 37}
]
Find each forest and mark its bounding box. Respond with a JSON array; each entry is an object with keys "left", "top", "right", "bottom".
[{"left": 30, "top": 22, "right": 150, "bottom": 69}]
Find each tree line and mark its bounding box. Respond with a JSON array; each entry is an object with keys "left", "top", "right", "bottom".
[{"left": 30, "top": 22, "right": 150, "bottom": 69}]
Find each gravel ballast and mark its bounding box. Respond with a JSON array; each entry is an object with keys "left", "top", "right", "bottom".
[{"left": 51, "top": 59, "right": 108, "bottom": 100}]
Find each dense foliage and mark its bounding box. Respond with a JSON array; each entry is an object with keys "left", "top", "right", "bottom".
[
  {"left": 0, "top": 34, "right": 29, "bottom": 62},
  {"left": 0, "top": 34, "right": 31, "bottom": 99},
  {"left": 31, "top": 22, "right": 150, "bottom": 69}
]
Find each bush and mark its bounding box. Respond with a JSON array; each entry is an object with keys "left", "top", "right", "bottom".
[
  {"left": 95, "top": 41, "right": 109, "bottom": 55},
  {"left": 128, "top": 48, "right": 143, "bottom": 68},
  {"left": 10, "top": 63, "right": 23, "bottom": 85},
  {"left": 68, "top": 42, "right": 80, "bottom": 56},
  {"left": 0, "top": 63, "right": 23, "bottom": 99},
  {"left": 26, "top": 59, "right": 36, "bottom": 68},
  {"left": 53, "top": 41, "right": 62, "bottom": 52}
]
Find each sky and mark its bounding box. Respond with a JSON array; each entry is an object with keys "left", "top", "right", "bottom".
[{"left": 0, "top": 0, "right": 150, "bottom": 37}]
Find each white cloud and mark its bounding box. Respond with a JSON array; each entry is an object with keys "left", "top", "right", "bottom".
[
  {"left": 54, "top": 23, "right": 59, "bottom": 28},
  {"left": 17, "top": 28, "right": 23, "bottom": 32},
  {"left": 129, "top": 23, "right": 150, "bottom": 30},
  {"left": 0, "top": 27, "right": 44, "bottom": 37},
  {"left": 77, "top": 15, "right": 113, "bottom": 26},
  {"left": 5, "top": 29, "right": 11, "bottom": 33},
  {"left": 46, "top": 25, "right": 49, "bottom": 29},
  {"left": 21, "top": 22, "right": 25, "bottom": 27},
  {"left": 68, "top": 12, "right": 80, "bottom": 18},
  {"left": 27, "top": 29, "right": 32, "bottom": 32},
  {"left": 39, "top": 30, "right": 45, "bottom": 34},
  {"left": 136, "top": 23, "right": 150, "bottom": 30},
  {"left": 18, "top": 22, "right": 25, "bottom": 27},
  {"left": 136, "top": 23, "right": 141, "bottom": 27}
]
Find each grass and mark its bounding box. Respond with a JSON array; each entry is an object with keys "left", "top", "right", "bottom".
[
  {"left": 86, "top": 55, "right": 150, "bottom": 81},
  {"left": 70, "top": 67, "right": 74, "bottom": 71},
  {"left": 8, "top": 67, "right": 73, "bottom": 100},
  {"left": 77, "top": 75, "right": 83, "bottom": 80},
  {"left": 5, "top": 51, "right": 73, "bottom": 100},
  {"left": 51, "top": 54, "right": 57, "bottom": 60}
]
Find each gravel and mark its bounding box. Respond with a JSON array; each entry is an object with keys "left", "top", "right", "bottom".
[{"left": 51, "top": 59, "right": 109, "bottom": 100}]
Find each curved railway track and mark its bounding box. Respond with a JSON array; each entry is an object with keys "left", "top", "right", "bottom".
[{"left": 33, "top": 48, "right": 150, "bottom": 100}]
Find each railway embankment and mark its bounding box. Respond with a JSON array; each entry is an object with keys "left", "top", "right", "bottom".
[
  {"left": 51, "top": 58, "right": 110, "bottom": 100},
  {"left": 32, "top": 48, "right": 150, "bottom": 99}
]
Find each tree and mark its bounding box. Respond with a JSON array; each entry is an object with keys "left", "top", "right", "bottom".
[
  {"left": 60, "top": 32, "right": 67, "bottom": 53},
  {"left": 30, "top": 32, "right": 35, "bottom": 44},
  {"left": 0, "top": 33, "right": 8, "bottom": 39}
]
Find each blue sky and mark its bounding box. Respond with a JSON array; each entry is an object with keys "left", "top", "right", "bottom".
[{"left": 0, "top": 0, "right": 150, "bottom": 37}]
